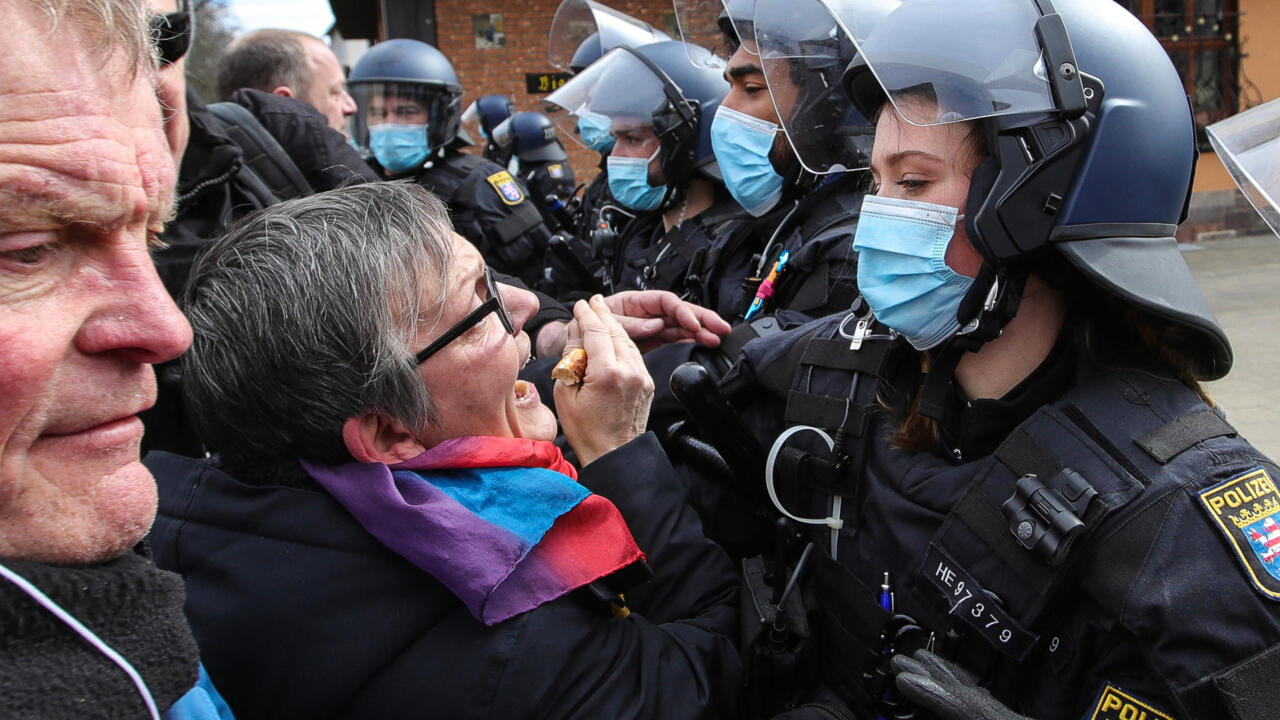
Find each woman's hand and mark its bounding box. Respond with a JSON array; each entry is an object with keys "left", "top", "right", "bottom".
[{"left": 554, "top": 295, "right": 655, "bottom": 466}]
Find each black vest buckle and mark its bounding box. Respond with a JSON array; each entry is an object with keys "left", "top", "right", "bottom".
[{"left": 1000, "top": 469, "right": 1098, "bottom": 566}]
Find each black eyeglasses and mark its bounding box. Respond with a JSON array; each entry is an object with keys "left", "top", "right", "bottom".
[
  {"left": 150, "top": 2, "right": 192, "bottom": 67},
  {"left": 415, "top": 267, "right": 515, "bottom": 365}
]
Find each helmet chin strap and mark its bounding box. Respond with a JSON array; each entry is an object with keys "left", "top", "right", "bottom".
[{"left": 916, "top": 263, "right": 1027, "bottom": 424}]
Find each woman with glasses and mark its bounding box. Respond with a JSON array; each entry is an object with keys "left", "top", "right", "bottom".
[{"left": 144, "top": 182, "right": 743, "bottom": 718}]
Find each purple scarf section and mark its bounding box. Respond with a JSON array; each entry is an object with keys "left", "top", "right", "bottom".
[{"left": 300, "top": 436, "right": 642, "bottom": 625}]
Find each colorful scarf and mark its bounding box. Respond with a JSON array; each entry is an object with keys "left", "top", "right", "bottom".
[{"left": 302, "top": 436, "right": 644, "bottom": 625}]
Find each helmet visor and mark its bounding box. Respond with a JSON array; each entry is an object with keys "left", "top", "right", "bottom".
[
  {"left": 543, "top": 46, "right": 680, "bottom": 151},
  {"left": 1208, "top": 97, "right": 1280, "bottom": 239},
  {"left": 350, "top": 82, "right": 459, "bottom": 157},
  {"left": 490, "top": 116, "right": 515, "bottom": 151},
  {"left": 822, "top": 0, "right": 1057, "bottom": 126},
  {"left": 672, "top": 0, "right": 752, "bottom": 67},
  {"left": 461, "top": 101, "right": 485, "bottom": 142},
  {"left": 751, "top": 0, "right": 875, "bottom": 173},
  {"left": 548, "top": 0, "right": 671, "bottom": 73}
]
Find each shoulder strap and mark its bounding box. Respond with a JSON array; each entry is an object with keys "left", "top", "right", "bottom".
[
  {"left": 207, "top": 101, "right": 313, "bottom": 201},
  {"left": 486, "top": 201, "right": 544, "bottom": 246},
  {"left": 419, "top": 153, "right": 486, "bottom": 201}
]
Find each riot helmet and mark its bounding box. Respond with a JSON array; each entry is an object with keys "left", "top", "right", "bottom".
[
  {"left": 743, "top": 0, "right": 886, "bottom": 175},
  {"left": 544, "top": 40, "right": 728, "bottom": 210},
  {"left": 832, "top": 0, "right": 1229, "bottom": 377},
  {"left": 347, "top": 39, "right": 464, "bottom": 176},
  {"left": 493, "top": 112, "right": 570, "bottom": 163},
  {"left": 461, "top": 94, "right": 516, "bottom": 142},
  {"left": 548, "top": 0, "right": 671, "bottom": 74}
]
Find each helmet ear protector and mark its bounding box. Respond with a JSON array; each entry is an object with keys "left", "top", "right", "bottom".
[
  {"left": 964, "top": 3, "right": 1100, "bottom": 264},
  {"left": 965, "top": 70, "right": 1102, "bottom": 264}
]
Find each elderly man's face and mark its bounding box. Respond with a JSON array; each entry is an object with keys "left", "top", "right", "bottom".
[
  {"left": 0, "top": 2, "right": 193, "bottom": 563},
  {"left": 300, "top": 36, "right": 357, "bottom": 138}
]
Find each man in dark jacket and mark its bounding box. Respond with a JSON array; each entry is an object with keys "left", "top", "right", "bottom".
[
  {"left": 152, "top": 87, "right": 377, "bottom": 298},
  {"left": 148, "top": 182, "right": 743, "bottom": 718},
  {"left": 216, "top": 28, "right": 357, "bottom": 138}
]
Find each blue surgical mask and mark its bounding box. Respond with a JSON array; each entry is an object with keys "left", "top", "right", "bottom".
[
  {"left": 711, "top": 105, "right": 784, "bottom": 217},
  {"left": 369, "top": 123, "right": 430, "bottom": 175},
  {"left": 852, "top": 195, "right": 974, "bottom": 350},
  {"left": 577, "top": 111, "right": 616, "bottom": 154},
  {"left": 607, "top": 146, "right": 666, "bottom": 212}
]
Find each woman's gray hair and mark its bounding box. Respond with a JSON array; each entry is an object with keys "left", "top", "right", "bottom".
[
  {"left": 182, "top": 181, "right": 454, "bottom": 466},
  {"left": 35, "top": 0, "right": 157, "bottom": 75}
]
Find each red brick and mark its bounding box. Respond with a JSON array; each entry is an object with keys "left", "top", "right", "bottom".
[{"left": 434, "top": 0, "right": 679, "bottom": 186}]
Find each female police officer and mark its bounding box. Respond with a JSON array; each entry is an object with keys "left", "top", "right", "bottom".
[{"left": 708, "top": 0, "right": 1280, "bottom": 717}]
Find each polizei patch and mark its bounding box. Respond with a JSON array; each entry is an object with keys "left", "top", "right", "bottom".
[
  {"left": 1199, "top": 468, "right": 1280, "bottom": 600},
  {"left": 486, "top": 171, "right": 525, "bottom": 206},
  {"left": 1088, "top": 684, "right": 1173, "bottom": 720}
]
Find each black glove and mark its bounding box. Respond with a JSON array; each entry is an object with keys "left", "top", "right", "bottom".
[{"left": 891, "top": 649, "right": 1027, "bottom": 720}]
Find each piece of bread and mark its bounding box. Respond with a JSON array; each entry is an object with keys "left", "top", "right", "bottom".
[{"left": 552, "top": 348, "right": 588, "bottom": 385}]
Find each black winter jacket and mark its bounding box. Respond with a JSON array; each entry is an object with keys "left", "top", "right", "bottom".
[
  {"left": 145, "top": 433, "right": 743, "bottom": 719},
  {"left": 152, "top": 88, "right": 376, "bottom": 298}
]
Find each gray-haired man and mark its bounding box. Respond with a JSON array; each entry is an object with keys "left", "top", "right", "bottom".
[{"left": 0, "top": 0, "right": 227, "bottom": 716}]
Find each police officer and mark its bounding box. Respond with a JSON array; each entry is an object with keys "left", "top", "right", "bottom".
[
  {"left": 544, "top": 0, "right": 674, "bottom": 292},
  {"left": 670, "top": 0, "right": 873, "bottom": 355},
  {"left": 684, "top": 1, "right": 1280, "bottom": 718},
  {"left": 348, "top": 40, "right": 552, "bottom": 288},
  {"left": 460, "top": 93, "right": 516, "bottom": 163},
  {"left": 491, "top": 111, "right": 578, "bottom": 225},
  {"left": 541, "top": 40, "right": 748, "bottom": 305}
]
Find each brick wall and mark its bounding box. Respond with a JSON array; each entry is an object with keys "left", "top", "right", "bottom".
[{"left": 433, "top": 0, "right": 678, "bottom": 187}]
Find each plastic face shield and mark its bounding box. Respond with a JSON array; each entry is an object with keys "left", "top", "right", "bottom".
[
  {"left": 351, "top": 82, "right": 452, "bottom": 156},
  {"left": 822, "top": 0, "right": 1056, "bottom": 126},
  {"left": 1208, "top": 96, "right": 1280, "bottom": 238},
  {"left": 542, "top": 46, "right": 680, "bottom": 151},
  {"left": 548, "top": 0, "right": 671, "bottom": 73},
  {"left": 461, "top": 101, "right": 486, "bottom": 142},
  {"left": 672, "top": 0, "right": 754, "bottom": 66},
  {"left": 490, "top": 116, "right": 516, "bottom": 151},
  {"left": 749, "top": 0, "right": 875, "bottom": 174}
]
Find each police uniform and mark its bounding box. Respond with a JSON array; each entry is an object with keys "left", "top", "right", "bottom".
[
  {"left": 520, "top": 158, "right": 576, "bottom": 208},
  {"left": 676, "top": 0, "right": 1280, "bottom": 715},
  {"left": 709, "top": 312, "right": 1280, "bottom": 720},
  {"left": 346, "top": 40, "right": 553, "bottom": 289},
  {"left": 613, "top": 193, "right": 752, "bottom": 301},
  {"left": 540, "top": 168, "right": 630, "bottom": 301},
  {"left": 415, "top": 151, "right": 553, "bottom": 289}
]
